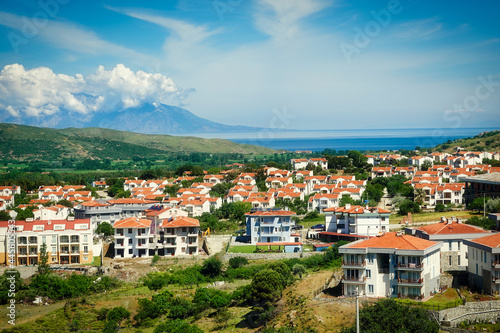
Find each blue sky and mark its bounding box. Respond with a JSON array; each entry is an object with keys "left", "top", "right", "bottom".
[{"left": 0, "top": 0, "right": 499, "bottom": 130}]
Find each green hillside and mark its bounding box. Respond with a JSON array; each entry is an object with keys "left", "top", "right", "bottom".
[
  {"left": 432, "top": 130, "right": 500, "bottom": 153},
  {"left": 0, "top": 123, "right": 275, "bottom": 161}
]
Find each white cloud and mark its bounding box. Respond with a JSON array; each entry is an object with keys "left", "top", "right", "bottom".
[
  {"left": 0, "top": 64, "right": 185, "bottom": 119},
  {"left": 393, "top": 18, "right": 443, "bottom": 40},
  {"left": 254, "top": 0, "right": 331, "bottom": 38},
  {"left": 0, "top": 11, "right": 156, "bottom": 65}
]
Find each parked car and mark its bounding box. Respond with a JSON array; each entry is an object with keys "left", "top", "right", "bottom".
[
  {"left": 311, "top": 224, "right": 325, "bottom": 230},
  {"left": 292, "top": 224, "right": 303, "bottom": 230}
]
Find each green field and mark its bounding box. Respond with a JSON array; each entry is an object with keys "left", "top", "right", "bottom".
[{"left": 390, "top": 211, "right": 477, "bottom": 224}]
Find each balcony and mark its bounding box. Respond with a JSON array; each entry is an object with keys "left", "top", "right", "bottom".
[
  {"left": 342, "top": 259, "right": 366, "bottom": 268},
  {"left": 60, "top": 237, "right": 69, "bottom": 243},
  {"left": 398, "top": 278, "right": 424, "bottom": 286},
  {"left": 342, "top": 275, "right": 367, "bottom": 283},
  {"left": 492, "top": 261, "right": 500, "bottom": 268},
  {"left": 18, "top": 239, "right": 27, "bottom": 245},
  {"left": 136, "top": 233, "right": 149, "bottom": 238},
  {"left": 70, "top": 237, "right": 79, "bottom": 243},
  {"left": 115, "top": 243, "right": 125, "bottom": 248},
  {"left": 28, "top": 251, "right": 38, "bottom": 256},
  {"left": 115, "top": 233, "right": 125, "bottom": 238},
  {"left": 398, "top": 263, "right": 424, "bottom": 270},
  {"left": 164, "top": 242, "right": 177, "bottom": 247},
  {"left": 18, "top": 251, "right": 27, "bottom": 256},
  {"left": 28, "top": 238, "right": 37, "bottom": 244},
  {"left": 492, "top": 276, "right": 500, "bottom": 284}
]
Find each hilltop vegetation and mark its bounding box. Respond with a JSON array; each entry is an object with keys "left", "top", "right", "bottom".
[
  {"left": 0, "top": 123, "right": 275, "bottom": 162},
  {"left": 431, "top": 130, "right": 500, "bottom": 153}
]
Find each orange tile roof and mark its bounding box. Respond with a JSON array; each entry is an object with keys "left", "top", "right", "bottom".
[
  {"left": 161, "top": 216, "right": 200, "bottom": 228},
  {"left": 246, "top": 210, "right": 296, "bottom": 216},
  {"left": 468, "top": 233, "right": 500, "bottom": 248},
  {"left": 415, "top": 221, "right": 489, "bottom": 235},
  {"left": 347, "top": 232, "right": 438, "bottom": 250},
  {"left": 80, "top": 201, "right": 109, "bottom": 207},
  {"left": 113, "top": 217, "right": 151, "bottom": 228}
]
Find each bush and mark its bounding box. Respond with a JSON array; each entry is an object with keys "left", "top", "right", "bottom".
[
  {"left": 144, "top": 275, "right": 167, "bottom": 291},
  {"left": 399, "top": 200, "right": 421, "bottom": 215},
  {"left": 154, "top": 319, "right": 203, "bottom": 333},
  {"left": 229, "top": 256, "right": 249, "bottom": 269},
  {"left": 251, "top": 269, "right": 284, "bottom": 308},
  {"left": 466, "top": 216, "right": 496, "bottom": 230},
  {"left": 193, "top": 288, "right": 231, "bottom": 311},
  {"left": 434, "top": 203, "right": 446, "bottom": 212},
  {"left": 201, "top": 257, "right": 222, "bottom": 278}
]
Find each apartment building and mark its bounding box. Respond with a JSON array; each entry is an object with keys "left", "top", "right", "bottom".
[
  {"left": 114, "top": 216, "right": 199, "bottom": 258},
  {"left": 406, "top": 219, "right": 489, "bottom": 272},
  {"left": 245, "top": 210, "right": 300, "bottom": 251},
  {"left": 339, "top": 232, "right": 442, "bottom": 299},
  {"left": 464, "top": 233, "right": 500, "bottom": 295},
  {"left": 323, "top": 204, "right": 390, "bottom": 237},
  {"left": 0, "top": 218, "right": 93, "bottom": 266}
]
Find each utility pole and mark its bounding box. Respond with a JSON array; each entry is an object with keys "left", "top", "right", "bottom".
[
  {"left": 483, "top": 192, "right": 486, "bottom": 218},
  {"left": 356, "top": 287, "right": 360, "bottom": 333}
]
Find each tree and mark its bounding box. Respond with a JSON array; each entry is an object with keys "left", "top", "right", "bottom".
[
  {"left": 420, "top": 160, "right": 432, "bottom": 171},
  {"left": 96, "top": 222, "right": 114, "bottom": 237},
  {"left": 201, "top": 256, "right": 222, "bottom": 278},
  {"left": 399, "top": 200, "right": 421, "bottom": 215},
  {"left": 364, "top": 183, "right": 384, "bottom": 203},
  {"left": 486, "top": 198, "right": 500, "bottom": 213},
  {"left": 250, "top": 269, "right": 283, "bottom": 307},
  {"left": 154, "top": 319, "right": 203, "bottom": 333},
  {"left": 38, "top": 243, "right": 50, "bottom": 276},
  {"left": 340, "top": 298, "right": 439, "bottom": 333},
  {"left": 292, "top": 264, "right": 306, "bottom": 279},
  {"left": 57, "top": 199, "right": 73, "bottom": 208},
  {"left": 0, "top": 211, "right": 12, "bottom": 221},
  {"left": 268, "top": 261, "right": 291, "bottom": 287},
  {"left": 107, "top": 306, "right": 130, "bottom": 327},
  {"left": 468, "top": 197, "right": 487, "bottom": 212}
]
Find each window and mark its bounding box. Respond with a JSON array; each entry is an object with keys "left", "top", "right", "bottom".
[
  {"left": 366, "top": 269, "right": 371, "bottom": 278},
  {"left": 128, "top": 228, "right": 132, "bottom": 234},
  {"left": 449, "top": 256, "right": 452, "bottom": 266},
  {"left": 381, "top": 217, "right": 385, "bottom": 221},
  {"left": 84, "top": 235, "right": 88, "bottom": 242},
  {"left": 368, "top": 254, "right": 374, "bottom": 264},
  {"left": 84, "top": 245, "right": 88, "bottom": 253},
  {"left": 116, "top": 228, "right": 123, "bottom": 234},
  {"left": 368, "top": 285, "right": 374, "bottom": 294},
  {"left": 129, "top": 249, "right": 133, "bottom": 254},
  {"left": 128, "top": 239, "right": 132, "bottom": 244},
  {"left": 458, "top": 255, "right": 461, "bottom": 266},
  {"left": 484, "top": 251, "right": 487, "bottom": 264},
  {"left": 182, "top": 227, "right": 187, "bottom": 232},
  {"left": 52, "top": 246, "right": 56, "bottom": 254},
  {"left": 458, "top": 242, "right": 460, "bottom": 251},
  {"left": 42, "top": 236, "right": 46, "bottom": 243},
  {"left": 449, "top": 241, "right": 452, "bottom": 251},
  {"left": 83, "top": 256, "right": 88, "bottom": 261},
  {"left": 52, "top": 235, "right": 56, "bottom": 243}
]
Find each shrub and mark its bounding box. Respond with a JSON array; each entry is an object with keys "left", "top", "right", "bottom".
[
  {"left": 434, "top": 203, "right": 446, "bottom": 212},
  {"left": 201, "top": 257, "right": 222, "bottom": 278},
  {"left": 228, "top": 256, "right": 249, "bottom": 269},
  {"left": 154, "top": 319, "right": 203, "bottom": 333}
]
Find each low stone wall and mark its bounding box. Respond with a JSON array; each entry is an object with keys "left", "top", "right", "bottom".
[
  {"left": 223, "top": 251, "right": 324, "bottom": 261},
  {"left": 439, "top": 301, "right": 500, "bottom": 327}
]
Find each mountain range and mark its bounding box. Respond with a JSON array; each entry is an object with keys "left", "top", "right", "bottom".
[{"left": 3, "top": 103, "right": 265, "bottom": 135}]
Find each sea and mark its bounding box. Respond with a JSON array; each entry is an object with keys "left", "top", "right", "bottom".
[{"left": 189, "top": 127, "right": 499, "bottom": 152}]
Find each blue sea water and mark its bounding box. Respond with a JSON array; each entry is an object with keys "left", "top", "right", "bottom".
[{"left": 222, "top": 127, "right": 499, "bottom": 152}]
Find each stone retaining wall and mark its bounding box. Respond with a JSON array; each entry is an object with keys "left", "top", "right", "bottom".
[
  {"left": 439, "top": 301, "right": 500, "bottom": 327},
  {"left": 223, "top": 251, "right": 324, "bottom": 261}
]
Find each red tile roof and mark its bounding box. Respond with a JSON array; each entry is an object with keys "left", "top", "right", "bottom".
[
  {"left": 347, "top": 232, "right": 438, "bottom": 250},
  {"left": 468, "top": 233, "right": 500, "bottom": 248},
  {"left": 414, "top": 221, "right": 489, "bottom": 235},
  {"left": 161, "top": 216, "right": 200, "bottom": 228},
  {"left": 114, "top": 217, "right": 150, "bottom": 228},
  {"left": 246, "top": 210, "right": 296, "bottom": 216}
]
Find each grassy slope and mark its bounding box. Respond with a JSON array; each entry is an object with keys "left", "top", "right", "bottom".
[
  {"left": 0, "top": 123, "right": 275, "bottom": 160},
  {"left": 431, "top": 129, "right": 500, "bottom": 153}
]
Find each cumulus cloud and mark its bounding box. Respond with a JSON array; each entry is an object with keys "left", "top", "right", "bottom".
[{"left": 0, "top": 64, "right": 186, "bottom": 119}]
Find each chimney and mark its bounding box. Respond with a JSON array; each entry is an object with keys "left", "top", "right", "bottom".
[
  {"left": 345, "top": 203, "right": 351, "bottom": 209},
  {"left": 26, "top": 218, "right": 33, "bottom": 222},
  {"left": 396, "top": 231, "right": 403, "bottom": 237},
  {"left": 47, "top": 220, "right": 51, "bottom": 225}
]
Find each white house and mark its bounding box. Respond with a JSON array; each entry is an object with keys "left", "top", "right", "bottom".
[
  {"left": 464, "top": 233, "right": 500, "bottom": 295},
  {"left": 33, "top": 204, "right": 71, "bottom": 220},
  {"left": 406, "top": 220, "right": 490, "bottom": 272},
  {"left": 339, "top": 232, "right": 442, "bottom": 299},
  {"left": 114, "top": 217, "right": 152, "bottom": 258},
  {"left": 323, "top": 204, "right": 390, "bottom": 237},
  {"left": 245, "top": 210, "right": 300, "bottom": 252},
  {"left": 308, "top": 193, "right": 340, "bottom": 213}
]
